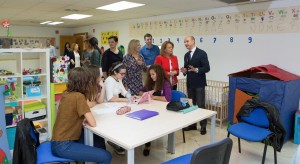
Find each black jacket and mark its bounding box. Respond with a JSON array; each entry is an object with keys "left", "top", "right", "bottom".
[
  {"left": 237, "top": 98, "right": 286, "bottom": 152},
  {"left": 183, "top": 47, "right": 210, "bottom": 89},
  {"left": 13, "top": 118, "right": 40, "bottom": 164},
  {"left": 67, "top": 51, "right": 76, "bottom": 69}
]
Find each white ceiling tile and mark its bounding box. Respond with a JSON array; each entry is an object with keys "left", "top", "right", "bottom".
[{"left": 0, "top": 0, "right": 276, "bottom": 28}]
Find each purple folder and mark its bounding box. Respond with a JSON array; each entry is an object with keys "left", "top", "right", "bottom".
[{"left": 126, "top": 109, "right": 159, "bottom": 120}]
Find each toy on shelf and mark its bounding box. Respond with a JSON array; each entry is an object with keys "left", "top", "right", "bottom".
[
  {"left": 1, "top": 78, "right": 20, "bottom": 101},
  {"left": 23, "top": 76, "right": 42, "bottom": 97},
  {"left": 22, "top": 68, "right": 42, "bottom": 75},
  {"left": 0, "top": 70, "right": 14, "bottom": 75}
]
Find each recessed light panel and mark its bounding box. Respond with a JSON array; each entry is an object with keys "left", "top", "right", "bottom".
[
  {"left": 96, "top": 1, "right": 145, "bottom": 11},
  {"left": 61, "top": 14, "right": 92, "bottom": 20}
]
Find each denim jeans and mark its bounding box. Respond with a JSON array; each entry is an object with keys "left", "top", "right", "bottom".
[{"left": 52, "top": 133, "right": 112, "bottom": 164}]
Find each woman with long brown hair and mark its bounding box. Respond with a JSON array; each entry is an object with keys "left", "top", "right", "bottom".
[{"left": 140, "top": 64, "right": 172, "bottom": 156}]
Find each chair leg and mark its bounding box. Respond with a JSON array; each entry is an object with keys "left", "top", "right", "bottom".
[
  {"left": 238, "top": 138, "right": 241, "bottom": 153},
  {"left": 227, "top": 132, "right": 230, "bottom": 137},
  {"left": 262, "top": 140, "right": 268, "bottom": 164},
  {"left": 274, "top": 145, "right": 277, "bottom": 164},
  {"left": 182, "top": 129, "right": 186, "bottom": 143}
]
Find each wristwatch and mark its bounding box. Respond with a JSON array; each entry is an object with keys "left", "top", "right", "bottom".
[{"left": 195, "top": 68, "right": 199, "bottom": 73}]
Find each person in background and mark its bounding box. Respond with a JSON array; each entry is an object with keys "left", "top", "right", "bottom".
[
  {"left": 81, "top": 40, "right": 92, "bottom": 67},
  {"left": 180, "top": 36, "right": 210, "bottom": 135},
  {"left": 104, "top": 61, "right": 128, "bottom": 155},
  {"left": 154, "top": 41, "right": 179, "bottom": 90},
  {"left": 123, "top": 39, "right": 147, "bottom": 96},
  {"left": 139, "top": 33, "right": 160, "bottom": 84},
  {"left": 140, "top": 64, "right": 172, "bottom": 156},
  {"left": 68, "top": 43, "right": 80, "bottom": 69},
  {"left": 51, "top": 67, "right": 112, "bottom": 164},
  {"left": 63, "top": 42, "right": 71, "bottom": 56},
  {"left": 102, "top": 36, "right": 123, "bottom": 79},
  {"left": 89, "top": 37, "right": 101, "bottom": 68},
  {"left": 46, "top": 39, "right": 56, "bottom": 58}
]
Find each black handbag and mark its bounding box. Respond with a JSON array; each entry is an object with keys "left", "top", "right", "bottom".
[{"left": 166, "top": 101, "right": 190, "bottom": 112}]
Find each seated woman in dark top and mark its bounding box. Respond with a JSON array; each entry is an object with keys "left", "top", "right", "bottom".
[
  {"left": 139, "top": 64, "right": 172, "bottom": 156},
  {"left": 102, "top": 36, "right": 123, "bottom": 79}
]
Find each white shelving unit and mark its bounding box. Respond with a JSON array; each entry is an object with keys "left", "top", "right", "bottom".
[{"left": 0, "top": 48, "right": 51, "bottom": 137}]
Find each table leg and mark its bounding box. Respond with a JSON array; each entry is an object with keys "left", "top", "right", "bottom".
[
  {"left": 127, "top": 149, "right": 134, "bottom": 164},
  {"left": 84, "top": 128, "right": 94, "bottom": 164},
  {"left": 167, "top": 132, "right": 175, "bottom": 154},
  {"left": 84, "top": 127, "right": 94, "bottom": 146},
  {"left": 210, "top": 114, "right": 216, "bottom": 143}
]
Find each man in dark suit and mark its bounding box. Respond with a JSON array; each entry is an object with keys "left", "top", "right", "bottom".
[{"left": 180, "top": 36, "right": 210, "bottom": 135}]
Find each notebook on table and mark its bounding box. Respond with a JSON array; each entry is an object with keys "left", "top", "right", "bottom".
[{"left": 126, "top": 109, "right": 159, "bottom": 120}]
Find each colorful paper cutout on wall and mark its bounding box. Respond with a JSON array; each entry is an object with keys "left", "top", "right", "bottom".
[{"left": 101, "top": 31, "right": 119, "bottom": 45}]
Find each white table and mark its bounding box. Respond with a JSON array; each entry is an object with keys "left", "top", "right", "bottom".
[{"left": 84, "top": 100, "right": 217, "bottom": 164}]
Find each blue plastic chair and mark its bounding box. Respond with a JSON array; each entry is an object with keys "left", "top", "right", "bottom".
[
  {"left": 36, "top": 141, "right": 74, "bottom": 164},
  {"left": 227, "top": 107, "right": 277, "bottom": 164},
  {"left": 27, "top": 119, "right": 74, "bottom": 164},
  {"left": 171, "top": 90, "right": 186, "bottom": 102},
  {"left": 162, "top": 137, "right": 233, "bottom": 164},
  {"left": 171, "top": 90, "right": 190, "bottom": 143}
]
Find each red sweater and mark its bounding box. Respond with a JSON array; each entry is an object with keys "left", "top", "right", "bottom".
[{"left": 154, "top": 55, "right": 179, "bottom": 85}]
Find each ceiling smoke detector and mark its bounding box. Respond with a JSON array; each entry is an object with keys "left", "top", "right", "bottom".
[{"left": 65, "top": 9, "right": 80, "bottom": 12}]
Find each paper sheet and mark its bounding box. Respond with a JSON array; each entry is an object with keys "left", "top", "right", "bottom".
[{"left": 92, "top": 103, "right": 124, "bottom": 115}]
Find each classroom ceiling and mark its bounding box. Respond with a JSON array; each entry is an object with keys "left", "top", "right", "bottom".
[{"left": 0, "top": 0, "right": 273, "bottom": 28}]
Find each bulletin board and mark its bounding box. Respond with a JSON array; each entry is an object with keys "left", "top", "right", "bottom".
[
  {"left": 101, "top": 31, "right": 119, "bottom": 45},
  {"left": 0, "top": 37, "right": 55, "bottom": 49}
]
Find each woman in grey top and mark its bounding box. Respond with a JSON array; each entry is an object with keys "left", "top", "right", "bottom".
[{"left": 81, "top": 40, "right": 92, "bottom": 67}]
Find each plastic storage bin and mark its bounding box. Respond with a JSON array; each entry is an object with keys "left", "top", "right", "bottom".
[{"left": 23, "top": 85, "right": 42, "bottom": 97}]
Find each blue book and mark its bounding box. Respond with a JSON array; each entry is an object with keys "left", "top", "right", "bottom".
[{"left": 126, "top": 109, "right": 159, "bottom": 120}]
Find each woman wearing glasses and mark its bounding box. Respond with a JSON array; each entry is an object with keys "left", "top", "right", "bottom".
[
  {"left": 104, "top": 62, "right": 128, "bottom": 102},
  {"left": 123, "top": 39, "right": 147, "bottom": 96}
]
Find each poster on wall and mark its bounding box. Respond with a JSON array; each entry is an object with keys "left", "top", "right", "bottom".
[
  {"left": 101, "top": 31, "right": 119, "bottom": 45},
  {"left": 12, "top": 38, "right": 45, "bottom": 48},
  {"left": 129, "top": 6, "right": 300, "bottom": 37}
]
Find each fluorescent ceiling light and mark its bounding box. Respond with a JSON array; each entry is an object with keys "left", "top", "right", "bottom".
[
  {"left": 40, "top": 21, "right": 52, "bottom": 24},
  {"left": 96, "top": 1, "right": 145, "bottom": 11},
  {"left": 61, "top": 14, "right": 92, "bottom": 20},
  {"left": 48, "top": 21, "right": 64, "bottom": 25}
]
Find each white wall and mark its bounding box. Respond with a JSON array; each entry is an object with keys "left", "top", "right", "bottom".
[
  {"left": 75, "top": 0, "right": 300, "bottom": 81},
  {"left": 0, "top": 25, "right": 73, "bottom": 55}
]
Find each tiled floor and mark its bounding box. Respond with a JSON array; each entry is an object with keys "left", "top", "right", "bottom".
[{"left": 107, "top": 124, "right": 299, "bottom": 164}]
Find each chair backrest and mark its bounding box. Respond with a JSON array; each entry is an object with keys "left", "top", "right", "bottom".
[
  {"left": 171, "top": 90, "right": 186, "bottom": 102},
  {"left": 241, "top": 107, "right": 269, "bottom": 128},
  {"left": 13, "top": 118, "right": 40, "bottom": 164},
  {"left": 190, "top": 137, "right": 233, "bottom": 164}
]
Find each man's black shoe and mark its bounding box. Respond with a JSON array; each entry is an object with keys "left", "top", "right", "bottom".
[
  {"left": 200, "top": 127, "right": 207, "bottom": 135},
  {"left": 143, "top": 147, "right": 150, "bottom": 156},
  {"left": 183, "top": 126, "right": 197, "bottom": 131}
]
